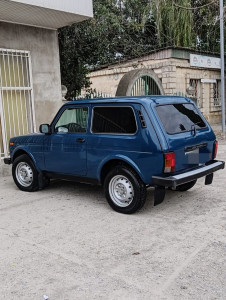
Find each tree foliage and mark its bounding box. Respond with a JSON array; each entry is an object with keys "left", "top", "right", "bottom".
[
  {"left": 152, "top": 0, "right": 193, "bottom": 47},
  {"left": 58, "top": 0, "right": 157, "bottom": 97},
  {"left": 191, "top": 0, "right": 220, "bottom": 52},
  {"left": 58, "top": 0, "right": 222, "bottom": 98},
  {"left": 152, "top": 0, "right": 220, "bottom": 51}
]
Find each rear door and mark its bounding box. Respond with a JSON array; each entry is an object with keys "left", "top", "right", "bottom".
[{"left": 154, "top": 102, "right": 215, "bottom": 172}]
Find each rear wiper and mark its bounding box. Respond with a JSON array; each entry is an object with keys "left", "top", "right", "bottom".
[{"left": 194, "top": 121, "right": 203, "bottom": 126}]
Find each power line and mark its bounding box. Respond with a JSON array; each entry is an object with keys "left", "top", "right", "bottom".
[{"left": 172, "top": 0, "right": 218, "bottom": 10}]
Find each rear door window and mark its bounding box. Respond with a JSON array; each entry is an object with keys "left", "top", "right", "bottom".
[
  {"left": 155, "top": 103, "right": 206, "bottom": 134},
  {"left": 92, "top": 106, "right": 137, "bottom": 134}
]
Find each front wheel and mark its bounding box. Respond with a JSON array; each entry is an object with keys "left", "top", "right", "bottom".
[
  {"left": 104, "top": 165, "right": 147, "bottom": 214},
  {"left": 12, "top": 154, "right": 39, "bottom": 192}
]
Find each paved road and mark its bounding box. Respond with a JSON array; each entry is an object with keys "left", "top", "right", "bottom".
[{"left": 0, "top": 141, "right": 226, "bottom": 300}]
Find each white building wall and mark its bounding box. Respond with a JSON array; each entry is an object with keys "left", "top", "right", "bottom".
[{"left": 11, "top": 0, "right": 93, "bottom": 17}]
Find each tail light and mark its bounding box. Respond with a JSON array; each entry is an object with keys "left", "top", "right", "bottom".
[
  {"left": 213, "top": 141, "right": 218, "bottom": 159},
  {"left": 164, "top": 152, "right": 175, "bottom": 173}
]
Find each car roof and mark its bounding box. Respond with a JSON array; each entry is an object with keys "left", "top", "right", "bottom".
[{"left": 64, "top": 96, "right": 192, "bottom": 107}]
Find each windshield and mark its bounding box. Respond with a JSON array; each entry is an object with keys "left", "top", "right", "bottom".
[{"left": 155, "top": 103, "right": 206, "bottom": 134}]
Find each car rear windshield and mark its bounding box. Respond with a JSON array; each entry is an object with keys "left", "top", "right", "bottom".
[{"left": 155, "top": 103, "right": 206, "bottom": 134}]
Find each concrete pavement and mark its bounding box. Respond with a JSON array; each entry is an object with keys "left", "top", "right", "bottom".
[{"left": 0, "top": 141, "right": 226, "bottom": 300}]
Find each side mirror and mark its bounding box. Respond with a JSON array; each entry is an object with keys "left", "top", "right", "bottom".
[{"left": 39, "top": 124, "right": 51, "bottom": 134}]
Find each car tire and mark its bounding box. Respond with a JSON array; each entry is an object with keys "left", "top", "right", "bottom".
[
  {"left": 174, "top": 180, "right": 197, "bottom": 192},
  {"left": 12, "top": 154, "right": 39, "bottom": 192},
  {"left": 104, "top": 165, "right": 147, "bottom": 214}
]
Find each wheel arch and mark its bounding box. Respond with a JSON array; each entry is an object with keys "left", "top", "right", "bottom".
[
  {"left": 100, "top": 157, "right": 144, "bottom": 185},
  {"left": 12, "top": 148, "right": 40, "bottom": 172}
]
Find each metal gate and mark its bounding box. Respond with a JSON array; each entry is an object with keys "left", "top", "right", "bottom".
[
  {"left": 131, "top": 75, "right": 161, "bottom": 96},
  {"left": 0, "top": 49, "right": 35, "bottom": 158}
]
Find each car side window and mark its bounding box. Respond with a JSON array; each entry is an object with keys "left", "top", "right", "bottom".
[
  {"left": 92, "top": 106, "right": 137, "bottom": 134},
  {"left": 55, "top": 107, "right": 88, "bottom": 133}
]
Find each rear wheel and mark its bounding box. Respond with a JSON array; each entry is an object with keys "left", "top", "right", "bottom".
[
  {"left": 104, "top": 165, "right": 146, "bottom": 214},
  {"left": 174, "top": 180, "right": 197, "bottom": 192},
  {"left": 12, "top": 154, "right": 39, "bottom": 192}
]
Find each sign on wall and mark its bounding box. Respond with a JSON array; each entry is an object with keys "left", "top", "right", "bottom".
[
  {"left": 190, "top": 54, "right": 221, "bottom": 69},
  {"left": 201, "top": 79, "right": 217, "bottom": 83}
]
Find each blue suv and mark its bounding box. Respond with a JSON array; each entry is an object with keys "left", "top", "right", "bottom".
[{"left": 4, "top": 96, "right": 225, "bottom": 214}]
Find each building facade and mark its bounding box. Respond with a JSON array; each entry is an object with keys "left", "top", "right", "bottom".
[
  {"left": 0, "top": 0, "right": 93, "bottom": 173},
  {"left": 89, "top": 48, "right": 224, "bottom": 125}
]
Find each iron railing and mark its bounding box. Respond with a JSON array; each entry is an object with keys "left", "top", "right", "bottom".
[{"left": 0, "top": 49, "right": 35, "bottom": 158}]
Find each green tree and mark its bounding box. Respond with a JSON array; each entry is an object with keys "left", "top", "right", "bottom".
[
  {"left": 191, "top": 0, "right": 220, "bottom": 52},
  {"left": 58, "top": 24, "right": 91, "bottom": 98},
  {"left": 58, "top": 0, "right": 222, "bottom": 98},
  {"left": 58, "top": 0, "right": 157, "bottom": 98},
  {"left": 152, "top": 0, "right": 193, "bottom": 47}
]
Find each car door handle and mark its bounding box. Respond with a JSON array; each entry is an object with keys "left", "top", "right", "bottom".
[{"left": 76, "top": 138, "right": 85, "bottom": 143}]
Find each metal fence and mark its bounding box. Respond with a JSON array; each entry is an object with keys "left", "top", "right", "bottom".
[
  {"left": 213, "top": 80, "right": 221, "bottom": 107},
  {"left": 0, "top": 49, "right": 35, "bottom": 158},
  {"left": 131, "top": 76, "right": 161, "bottom": 96},
  {"left": 189, "top": 79, "right": 202, "bottom": 108},
  {"left": 75, "top": 89, "right": 113, "bottom": 100}
]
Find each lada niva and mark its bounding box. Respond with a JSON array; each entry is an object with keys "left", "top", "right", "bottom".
[{"left": 4, "top": 96, "right": 225, "bottom": 214}]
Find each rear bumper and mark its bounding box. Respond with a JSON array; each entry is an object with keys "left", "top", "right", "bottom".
[
  {"left": 152, "top": 160, "right": 225, "bottom": 188},
  {"left": 4, "top": 158, "right": 11, "bottom": 165}
]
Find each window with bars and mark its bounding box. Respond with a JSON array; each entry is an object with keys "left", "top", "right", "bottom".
[
  {"left": 213, "top": 80, "right": 221, "bottom": 107},
  {"left": 189, "top": 79, "right": 202, "bottom": 108},
  {"left": 0, "top": 49, "right": 35, "bottom": 158}
]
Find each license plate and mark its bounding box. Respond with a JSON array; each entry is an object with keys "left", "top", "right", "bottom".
[{"left": 187, "top": 148, "right": 199, "bottom": 165}]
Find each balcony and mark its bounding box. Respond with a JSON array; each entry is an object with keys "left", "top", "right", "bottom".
[{"left": 0, "top": 0, "right": 93, "bottom": 29}]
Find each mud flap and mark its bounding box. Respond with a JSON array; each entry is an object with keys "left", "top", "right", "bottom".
[
  {"left": 38, "top": 172, "right": 45, "bottom": 189},
  {"left": 154, "top": 186, "right": 166, "bottom": 206},
  {"left": 205, "top": 173, "right": 213, "bottom": 185}
]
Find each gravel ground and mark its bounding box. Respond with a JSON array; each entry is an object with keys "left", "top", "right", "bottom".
[{"left": 0, "top": 140, "right": 226, "bottom": 300}]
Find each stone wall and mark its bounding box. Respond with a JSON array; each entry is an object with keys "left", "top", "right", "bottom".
[{"left": 89, "top": 54, "right": 223, "bottom": 125}]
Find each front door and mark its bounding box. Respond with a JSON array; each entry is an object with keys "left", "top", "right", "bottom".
[{"left": 44, "top": 106, "right": 89, "bottom": 176}]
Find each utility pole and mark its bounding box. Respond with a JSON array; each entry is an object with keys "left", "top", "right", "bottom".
[{"left": 220, "top": 0, "right": 225, "bottom": 134}]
